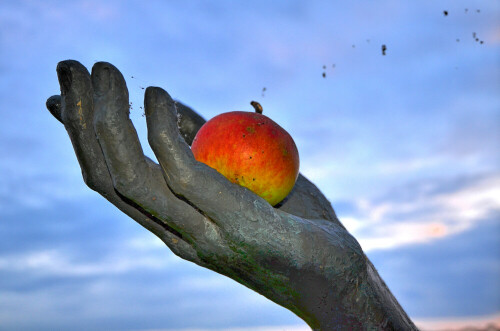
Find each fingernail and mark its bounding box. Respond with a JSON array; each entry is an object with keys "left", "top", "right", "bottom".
[
  {"left": 93, "top": 65, "right": 110, "bottom": 94},
  {"left": 57, "top": 63, "right": 72, "bottom": 94}
]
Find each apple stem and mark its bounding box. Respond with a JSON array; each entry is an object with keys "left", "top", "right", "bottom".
[{"left": 250, "top": 101, "right": 263, "bottom": 114}]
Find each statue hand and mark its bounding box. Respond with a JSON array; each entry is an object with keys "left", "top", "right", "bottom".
[{"left": 46, "top": 60, "right": 416, "bottom": 330}]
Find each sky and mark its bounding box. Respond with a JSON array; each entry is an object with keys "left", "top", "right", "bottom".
[{"left": 0, "top": 0, "right": 499, "bottom": 330}]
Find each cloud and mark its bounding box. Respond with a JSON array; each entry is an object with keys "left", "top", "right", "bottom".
[
  {"left": 0, "top": 0, "right": 499, "bottom": 329},
  {"left": 368, "top": 215, "right": 500, "bottom": 319},
  {"left": 0, "top": 247, "right": 181, "bottom": 277},
  {"left": 132, "top": 314, "right": 500, "bottom": 331},
  {"left": 340, "top": 172, "right": 500, "bottom": 251},
  {"left": 0, "top": 171, "right": 90, "bottom": 211},
  {"left": 415, "top": 313, "right": 500, "bottom": 331},
  {"left": 0, "top": 195, "right": 305, "bottom": 330},
  {"left": 0, "top": 194, "right": 183, "bottom": 276},
  {"left": 140, "top": 326, "right": 310, "bottom": 331},
  {"left": 145, "top": 314, "right": 500, "bottom": 331}
]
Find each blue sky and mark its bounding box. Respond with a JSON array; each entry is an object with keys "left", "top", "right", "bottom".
[{"left": 0, "top": 0, "right": 499, "bottom": 330}]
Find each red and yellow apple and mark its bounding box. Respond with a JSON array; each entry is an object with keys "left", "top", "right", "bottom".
[{"left": 191, "top": 104, "right": 299, "bottom": 206}]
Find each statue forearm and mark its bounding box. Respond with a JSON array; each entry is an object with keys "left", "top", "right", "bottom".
[
  {"left": 259, "top": 218, "right": 416, "bottom": 330},
  {"left": 358, "top": 259, "right": 418, "bottom": 330},
  {"left": 309, "top": 258, "right": 418, "bottom": 330},
  {"left": 273, "top": 220, "right": 416, "bottom": 330}
]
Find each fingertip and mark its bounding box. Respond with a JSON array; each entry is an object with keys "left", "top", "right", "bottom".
[
  {"left": 144, "top": 87, "right": 175, "bottom": 116},
  {"left": 56, "top": 60, "right": 90, "bottom": 94},
  {"left": 91, "top": 62, "right": 128, "bottom": 97},
  {"left": 56, "top": 62, "right": 72, "bottom": 94},
  {"left": 57, "top": 59, "right": 86, "bottom": 68},
  {"left": 145, "top": 86, "right": 172, "bottom": 101},
  {"left": 144, "top": 86, "right": 160, "bottom": 102},
  {"left": 91, "top": 61, "right": 119, "bottom": 74},
  {"left": 46, "top": 95, "right": 63, "bottom": 123},
  {"left": 91, "top": 63, "right": 110, "bottom": 94},
  {"left": 144, "top": 87, "right": 156, "bottom": 116},
  {"left": 91, "top": 62, "right": 114, "bottom": 94}
]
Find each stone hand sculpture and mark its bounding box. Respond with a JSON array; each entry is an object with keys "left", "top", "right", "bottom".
[{"left": 46, "top": 60, "right": 417, "bottom": 330}]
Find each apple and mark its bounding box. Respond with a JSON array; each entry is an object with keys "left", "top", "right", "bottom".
[{"left": 191, "top": 102, "right": 299, "bottom": 206}]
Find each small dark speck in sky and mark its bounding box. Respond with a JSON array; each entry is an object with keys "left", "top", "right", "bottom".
[
  {"left": 443, "top": 10, "right": 448, "bottom": 16},
  {"left": 352, "top": 44, "right": 355, "bottom": 48},
  {"left": 321, "top": 64, "right": 335, "bottom": 78},
  {"left": 465, "top": 8, "right": 468, "bottom": 13},
  {"left": 456, "top": 39, "right": 460, "bottom": 42},
  {"left": 476, "top": 9, "right": 480, "bottom": 13},
  {"left": 471, "top": 32, "right": 484, "bottom": 44},
  {"left": 381, "top": 44, "right": 387, "bottom": 56},
  {"left": 261, "top": 87, "right": 266, "bottom": 97}
]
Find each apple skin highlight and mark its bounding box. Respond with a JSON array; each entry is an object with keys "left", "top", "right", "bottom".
[{"left": 191, "top": 111, "right": 299, "bottom": 206}]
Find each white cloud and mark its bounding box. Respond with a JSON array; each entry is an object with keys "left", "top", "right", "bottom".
[
  {"left": 127, "top": 234, "right": 168, "bottom": 250},
  {"left": 137, "top": 313, "right": 500, "bottom": 331},
  {"left": 139, "top": 326, "right": 309, "bottom": 331},
  {"left": 341, "top": 173, "right": 500, "bottom": 251},
  {"left": 176, "top": 275, "right": 233, "bottom": 291},
  {"left": 0, "top": 156, "right": 94, "bottom": 210},
  {"left": 374, "top": 156, "right": 446, "bottom": 175},
  {"left": 0, "top": 247, "right": 181, "bottom": 277},
  {"left": 415, "top": 313, "right": 500, "bottom": 331}
]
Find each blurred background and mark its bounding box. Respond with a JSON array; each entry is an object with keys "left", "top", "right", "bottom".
[{"left": 0, "top": 1, "right": 499, "bottom": 330}]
